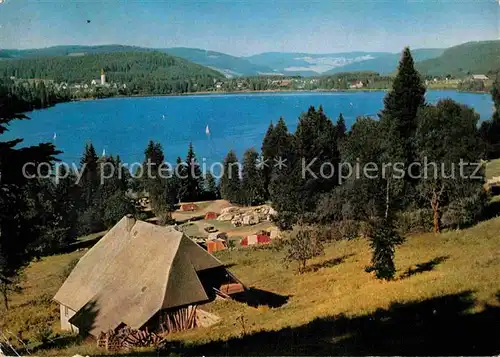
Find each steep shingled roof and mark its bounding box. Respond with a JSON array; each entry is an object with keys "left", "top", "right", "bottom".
[{"left": 54, "top": 216, "right": 223, "bottom": 336}]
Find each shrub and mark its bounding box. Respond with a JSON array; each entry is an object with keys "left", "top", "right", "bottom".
[
  {"left": 338, "top": 219, "right": 360, "bottom": 240},
  {"left": 33, "top": 325, "right": 53, "bottom": 345},
  {"left": 76, "top": 206, "right": 105, "bottom": 235},
  {"left": 282, "top": 225, "right": 324, "bottom": 273},
  {"left": 103, "top": 191, "right": 135, "bottom": 228},
  {"left": 394, "top": 209, "right": 434, "bottom": 234},
  {"left": 442, "top": 192, "right": 487, "bottom": 229}
]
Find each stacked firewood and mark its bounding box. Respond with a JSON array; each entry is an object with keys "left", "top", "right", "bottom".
[{"left": 97, "top": 326, "right": 162, "bottom": 351}]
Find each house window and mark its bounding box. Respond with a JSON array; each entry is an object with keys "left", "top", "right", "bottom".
[{"left": 64, "top": 305, "right": 69, "bottom": 317}]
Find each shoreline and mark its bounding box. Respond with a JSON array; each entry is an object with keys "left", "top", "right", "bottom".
[{"left": 72, "top": 87, "right": 490, "bottom": 102}]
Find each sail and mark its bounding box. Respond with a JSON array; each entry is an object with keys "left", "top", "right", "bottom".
[
  {"left": 53, "top": 132, "right": 57, "bottom": 140},
  {"left": 205, "top": 124, "right": 210, "bottom": 136},
  {"left": 102, "top": 148, "right": 106, "bottom": 157}
]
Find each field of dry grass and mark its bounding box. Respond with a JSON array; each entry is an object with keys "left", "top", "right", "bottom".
[
  {"left": 1, "top": 215, "right": 499, "bottom": 355},
  {"left": 486, "top": 158, "right": 500, "bottom": 180}
]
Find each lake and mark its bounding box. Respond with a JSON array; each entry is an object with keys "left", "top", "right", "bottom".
[{"left": 5, "top": 90, "right": 494, "bottom": 166}]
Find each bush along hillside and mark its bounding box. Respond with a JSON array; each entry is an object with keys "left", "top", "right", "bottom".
[
  {"left": 416, "top": 40, "right": 500, "bottom": 77},
  {"left": 0, "top": 51, "right": 224, "bottom": 94}
]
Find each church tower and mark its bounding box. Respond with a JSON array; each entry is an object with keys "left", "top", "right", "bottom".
[{"left": 100, "top": 69, "right": 106, "bottom": 85}]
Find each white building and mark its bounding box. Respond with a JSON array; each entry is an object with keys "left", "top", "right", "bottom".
[
  {"left": 101, "top": 69, "right": 106, "bottom": 85},
  {"left": 472, "top": 74, "right": 489, "bottom": 81}
]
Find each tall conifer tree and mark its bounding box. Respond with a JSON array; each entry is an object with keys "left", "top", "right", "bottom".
[
  {"left": 241, "top": 148, "right": 265, "bottom": 206},
  {"left": 220, "top": 150, "right": 241, "bottom": 204}
]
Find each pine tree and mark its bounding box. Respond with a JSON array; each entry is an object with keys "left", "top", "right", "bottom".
[
  {"left": 182, "top": 142, "right": 204, "bottom": 202},
  {"left": 366, "top": 220, "right": 404, "bottom": 280},
  {"left": 380, "top": 48, "right": 426, "bottom": 160},
  {"left": 79, "top": 142, "right": 99, "bottom": 207},
  {"left": 141, "top": 141, "right": 175, "bottom": 219},
  {"left": 261, "top": 121, "right": 275, "bottom": 198},
  {"left": 204, "top": 171, "right": 219, "bottom": 200},
  {"left": 380, "top": 47, "right": 426, "bottom": 215},
  {"left": 241, "top": 148, "right": 265, "bottom": 206},
  {"left": 336, "top": 113, "right": 346, "bottom": 142},
  {"left": 0, "top": 83, "right": 60, "bottom": 308},
  {"left": 273, "top": 117, "right": 293, "bottom": 159},
  {"left": 479, "top": 76, "right": 500, "bottom": 159},
  {"left": 293, "top": 105, "right": 340, "bottom": 211},
  {"left": 220, "top": 150, "right": 241, "bottom": 204},
  {"left": 174, "top": 156, "right": 187, "bottom": 202}
]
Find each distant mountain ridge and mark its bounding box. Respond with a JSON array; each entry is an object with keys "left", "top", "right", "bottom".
[
  {"left": 1, "top": 40, "right": 498, "bottom": 78},
  {"left": 245, "top": 51, "right": 398, "bottom": 76},
  {"left": 162, "top": 47, "right": 276, "bottom": 77}
]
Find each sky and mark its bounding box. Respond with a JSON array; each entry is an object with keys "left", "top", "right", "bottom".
[{"left": 0, "top": 0, "right": 498, "bottom": 56}]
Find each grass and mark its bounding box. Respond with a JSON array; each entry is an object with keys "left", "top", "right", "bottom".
[
  {"left": 2, "top": 217, "right": 500, "bottom": 355},
  {"left": 170, "top": 218, "right": 499, "bottom": 347},
  {"left": 486, "top": 158, "right": 500, "bottom": 180},
  {"left": 0, "top": 251, "right": 86, "bottom": 351}
]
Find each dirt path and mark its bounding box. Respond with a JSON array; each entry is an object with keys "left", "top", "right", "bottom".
[{"left": 172, "top": 200, "right": 232, "bottom": 222}]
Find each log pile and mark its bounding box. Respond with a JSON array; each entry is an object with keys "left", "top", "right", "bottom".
[
  {"left": 159, "top": 305, "right": 197, "bottom": 334},
  {"left": 97, "top": 326, "right": 162, "bottom": 351},
  {"left": 96, "top": 306, "right": 219, "bottom": 351}
]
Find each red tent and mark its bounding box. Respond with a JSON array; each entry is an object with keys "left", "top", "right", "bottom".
[
  {"left": 240, "top": 234, "right": 272, "bottom": 246},
  {"left": 180, "top": 203, "right": 199, "bottom": 212},
  {"left": 205, "top": 211, "right": 219, "bottom": 220}
]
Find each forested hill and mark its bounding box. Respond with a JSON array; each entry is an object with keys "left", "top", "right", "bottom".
[
  {"left": 0, "top": 45, "right": 153, "bottom": 59},
  {"left": 416, "top": 40, "right": 500, "bottom": 77},
  {"left": 0, "top": 51, "right": 224, "bottom": 93}
]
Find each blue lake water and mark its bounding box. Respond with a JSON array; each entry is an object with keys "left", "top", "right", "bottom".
[{"left": 5, "top": 91, "right": 494, "bottom": 165}]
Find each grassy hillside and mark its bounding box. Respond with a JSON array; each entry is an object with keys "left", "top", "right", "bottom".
[
  {"left": 0, "top": 51, "right": 223, "bottom": 89},
  {"left": 2, "top": 215, "right": 499, "bottom": 355},
  {"left": 416, "top": 40, "right": 500, "bottom": 77},
  {"left": 486, "top": 158, "right": 500, "bottom": 180}
]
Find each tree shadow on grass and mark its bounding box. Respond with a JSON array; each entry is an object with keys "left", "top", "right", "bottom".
[
  {"left": 161, "top": 290, "right": 500, "bottom": 356},
  {"left": 399, "top": 256, "right": 449, "bottom": 279},
  {"left": 232, "top": 288, "right": 290, "bottom": 308},
  {"left": 305, "top": 253, "right": 356, "bottom": 273}
]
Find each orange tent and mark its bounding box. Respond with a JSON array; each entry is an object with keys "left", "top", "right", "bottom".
[{"left": 206, "top": 239, "right": 227, "bottom": 254}]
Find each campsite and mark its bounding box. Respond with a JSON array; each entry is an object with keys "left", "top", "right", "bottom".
[
  {"left": 1, "top": 3, "right": 500, "bottom": 354},
  {"left": 1, "top": 185, "right": 500, "bottom": 355}
]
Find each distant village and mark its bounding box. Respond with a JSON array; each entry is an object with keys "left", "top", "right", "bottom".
[{"left": 8, "top": 69, "right": 494, "bottom": 99}]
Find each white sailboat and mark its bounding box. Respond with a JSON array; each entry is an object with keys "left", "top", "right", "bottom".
[
  {"left": 102, "top": 148, "right": 106, "bottom": 157},
  {"left": 205, "top": 124, "right": 210, "bottom": 136},
  {"left": 53, "top": 132, "right": 57, "bottom": 140},
  {"left": 162, "top": 114, "right": 166, "bottom": 120}
]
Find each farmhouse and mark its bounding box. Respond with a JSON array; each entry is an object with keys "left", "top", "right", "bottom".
[
  {"left": 53, "top": 215, "right": 244, "bottom": 337},
  {"left": 471, "top": 74, "right": 489, "bottom": 81}
]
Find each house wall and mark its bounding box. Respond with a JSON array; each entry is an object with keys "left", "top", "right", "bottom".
[{"left": 59, "top": 304, "right": 79, "bottom": 334}]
